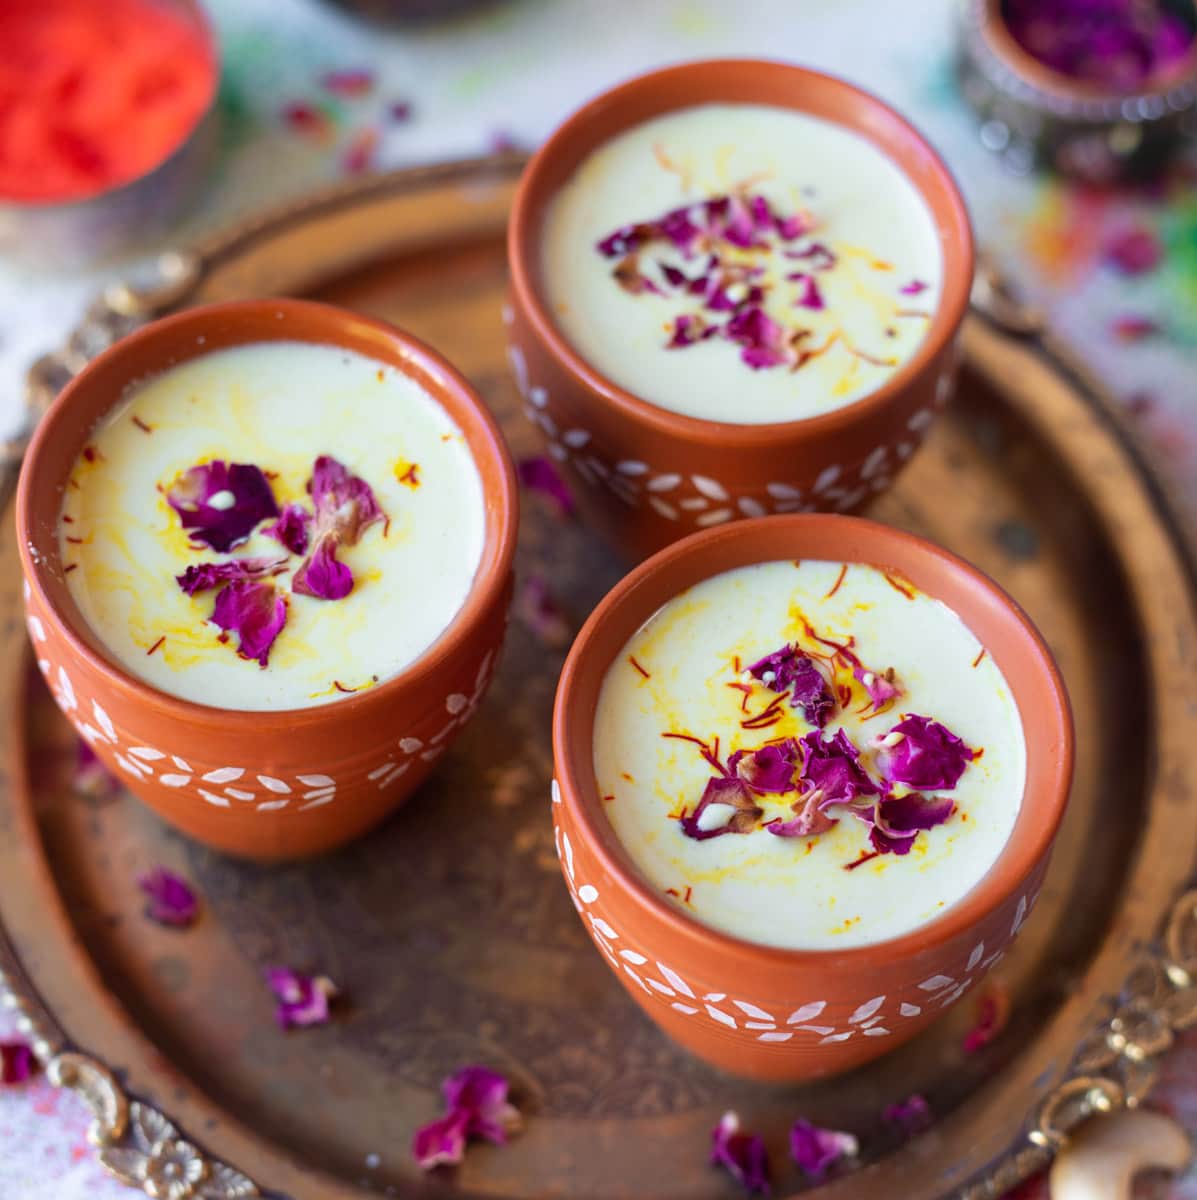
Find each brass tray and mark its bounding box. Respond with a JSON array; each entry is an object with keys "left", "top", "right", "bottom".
[{"left": 3, "top": 155, "right": 1197, "bottom": 1200}]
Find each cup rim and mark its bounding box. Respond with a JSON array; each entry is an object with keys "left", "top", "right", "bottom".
[
  {"left": 508, "top": 57, "right": 975, "bottom": 443},
  {"left": 552, "top": 514, "right": 1074, "bottom": 967},
  {"left": 16, "top": 297, "right": 519, "bottom": 730}
]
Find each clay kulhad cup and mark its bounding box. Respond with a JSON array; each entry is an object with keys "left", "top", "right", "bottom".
[
  {"left": 17, "top": 299, "right": 518, "bottom": 860},
  {"left": 552, "top": 514, "right": 1072, "bottom": 1082},
  {"left": 507, "top": 59, "right": 974, "bottom": 562}
]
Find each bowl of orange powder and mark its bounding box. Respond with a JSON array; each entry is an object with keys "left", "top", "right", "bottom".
[{"left": 0, "top": 0, "right": 219, "bottom": 268}]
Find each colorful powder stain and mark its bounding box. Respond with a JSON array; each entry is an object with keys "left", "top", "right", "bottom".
[{"left": 1019, "top": 180, "right": 1112, "bottom": 285}]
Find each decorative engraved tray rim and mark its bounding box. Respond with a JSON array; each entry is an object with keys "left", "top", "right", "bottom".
[{"left": 1, "top": 154, "right": 1196, "bottom": 1200}]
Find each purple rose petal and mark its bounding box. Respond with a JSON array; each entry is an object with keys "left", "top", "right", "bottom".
[
  {"left": 710, "top": 1111, "right": 771, "bottom": 1196},
  {"left": 413, "top": 1066, "right": 521, "bottom": 1170},
  {"left": 874, "top": 715, "right": 974, "bottom": 790},
  {"left": 883, "top": 1093, "right": 933, "bottom": 1134},
  {"left": 792, "top": 274, "right": 826, "bottom": 311},
  {"left": 667, "top": 314, "right": 717, "bottom": 348},
  {"left": 211, "top": 581, "right": 288, "bottom": 667},
  {"left": 899, "top": 279, "right": 929, "bottom": 296},
  {"left": 870, "top": 791, "right": 955, "bottom": 855},
  {"left": 292, "top": 533, "right": 354, "bottom": 601},
  {"left": 766, "top": 786, "right": 839, "bottom": 839},
  {"left": 962, "top": 984, "right": 1011, "bottom": 1054},
  {"left": 784, "top": 241, "right": 837, "bottom": 271},
  {"left": 746, "top": 645, "right": 834, "bottom": 727},
  {"left": 725, "top": 306, "right": 791, "bottom": 370},
  {"left": 790, "top": 1119, "right": 858, "bottom": 1180},
  {"left": 176, "top": 556, "right": 287, "bottom": 597},
  {"left": 265, "top": 967, "right": 338, "bottom": 1030},
  {"left": 798, "top": 728, "right": 880, "bottom": 808},
  {"left": 517, "top": 455, "right": 575, "bottom": 518},
  {"left": 309, "top": 455, "right": 384, "bottom": 546},
  {"left": 853, "top": 664, "right": 902, "bottom": 708},
  {"left": 0, "top": 1041, "right": 35, "bottom": 1085},
  {"left": 265, "top": 504, "right": 312, "bottom": 555},
  {"left": 137, "top": 867, "right": 200, "bottom": 927},
  {"left": 413, "top": 1109, "right": 470, "bottom": 1169},
  {"left": 680, "top": 775, "right": 763, "bottom": 841},
  {"left": 73, "top": 739, "right": 120, "bottom": 799},
  {"left": 166, "top": 461, "right": 279, "bottom": 553},
  {"left": 730, "top": 740, "right": 800, "bottom": 794},
  {"left": 516, "top": 574, "right": 571, "bottom": 648}
]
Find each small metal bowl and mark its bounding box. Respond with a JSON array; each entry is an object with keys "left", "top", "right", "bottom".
[
  {"left": 0, "top": 0, "right": 220, "bottom": 271},
  {"left": 958, "top": 0, "right": 1197, "bottom": 181}
]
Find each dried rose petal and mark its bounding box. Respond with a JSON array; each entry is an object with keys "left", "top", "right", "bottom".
[
  {"left": 962, "top": 984, "right": 1011, "bottom": 1054},
  {"left": 899, "top": 279, "right": 929, "bottom": 296},
  {"left": 874, "top": 715, "right": 974, "bottom": 791},
  {"left": 870, "top": 791, "right": 955, "bottom": 855},
  {"left": 265, "top": 967, "right": 338, "bottom": 1030},
  {"left": 211, "top": 581, "right": 287, "bottom": 667},
  {"left": 442, "top": 1066, "right": 521, "bottom": 1144},
  {"left": 710, "top": 1111, "right": 771, "bottom": 1196},
  {"left": 516, "top": 574, "right": 571, "bottom": 648},
  {"left": 853, "top": 665, "right": 901, "bottom": 708},
  {"left": 0, "top": 1041, "right": 35, "bottom": 1086},
  {"left": 799, "top": 729, "right": 879, "bottom": 807},
  {"left": 667, "top": 313, "right": 717, "bottom": 348},
  {"left": 680, "top": 775, "right": 763, "bottom": 841},
  {"left": 790, "top": 1119, "right": 858, "bottom": 1180},
  {"left": 766, "top": 786, "right": 839, "bottom": 839},
  {"left": 1104, "top": 225, "right": 1163, "bottom": 275},
  {"left": 138, "top": 867, "right": 200, "bottom": 927},
  {"left": 791, "top": 274, "right": 826, "bottom": 311},
  {"left": 166, "top": 461, "right": 279, "bottom": 553},
  {"left": 309, "top": 455, "right": 384, "bottom": 547},
  {"left": 883, "top": 1093, "right": 933, "bottom": 1133},
  {"left": 784, "top": 241, "right": 837, "bottom": 271},
  {"left": 292, "top": 534, "right": 354, "bottom": 601},
  {"left": 413, "top": 1066, "right": 520, "bottom": 1170},
  {"left": 746, "top": 645, "right": 834, "bottom": 727},
  {"left": 413, "top": 1109, "right": 469, "bottom": 1169},
  {"left": 729, "top": 741, "right": 800, "bottom": 794},
  {"left": 265, "top": 504, "right": 312, "bottom": 555},
  {"left": 516, "top": 456, "right": 575, "bottom": 518},
  {"left": 176, "top": 556, "right": 287, "bottom": 597},
  {"left": 725, "top": 306, "right": 790, "bottom": 370},
  {"left": 73, "top": 739, "right": 120, "bottom": 799}
]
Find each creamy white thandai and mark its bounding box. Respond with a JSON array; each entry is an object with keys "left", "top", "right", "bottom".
[
  {"left": 59, "top": 341, "right": 485, "bottom": 711},
  {"left": 593, "top": 561, "right": 1026, "bottom": 950},
  {"left": 543, "top": 104, "right": 943, "bottom": 424}
]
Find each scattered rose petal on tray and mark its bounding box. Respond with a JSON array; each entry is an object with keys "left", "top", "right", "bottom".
[
  {"left": 883, "top": 1093, "right": 933, "bottom": 1134},
  {"left": 963, "top": 983, "right": 1012, "bottom": 1054},
  {"left": 73, "top": 739, "right": 120, "bottom": 799},
  {"left": 516, "top": 574, "right": 572, "bottom": 648},
  {"left": 265, "top": 968, "right": 339, "bottom": 1030},
  {"left": 212, "top": 581, "right": 287, "bottom": 667},
  {"left": 413, "top": 1066, "right": 521, "bottom": 1170},
  {"left": 0, "top": 1040, "right": 35, "bottom": 1085},
  {"left": 516, "top": 456, "right": 575, "bottom": 517},
  {"left": 166, "top": 461, "right": 279, "bottom": 553},
  {"left": 137, "top": 867, "right": 199, "bottom": 928},
  {"left": 710, "top": 1111, "right": 771, "bottom": 1195},
  {"left": 319, "top": 68, "right": 374, "bottom": 98},
  {"left": 790, "top": 1118, "right": 858, "bottom": 1180}
]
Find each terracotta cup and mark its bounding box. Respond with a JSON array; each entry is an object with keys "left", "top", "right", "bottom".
[
  {"left": 552, "top": 515, "right": 1072, "bottom": 1082},
  {"left": 507, "top": 59, "right": 974, "bottom": 562},
  {"left": 17, "top": 299, "right": 518, "bottom": 860}
]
